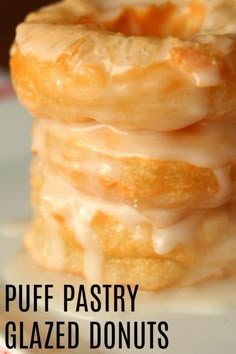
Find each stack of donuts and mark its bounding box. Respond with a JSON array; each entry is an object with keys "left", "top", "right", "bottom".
[{"left": 11, "top": 0, "right": 236, "bottom": 290}]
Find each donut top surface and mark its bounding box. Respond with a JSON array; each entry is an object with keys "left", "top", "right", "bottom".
[
  {"left": 11, "top": 0, "right": 236, "bottom": 130},
  {"left": 14, "top": 0, "right": 236, "bottom": 61}
]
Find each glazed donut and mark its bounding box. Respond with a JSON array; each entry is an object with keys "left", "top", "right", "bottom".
[
  {"left": 32, "top": 119, "right": 236, "bottom": 210},
  {"left": 11, "top": 0, "right": 236, "bottom": 131}
]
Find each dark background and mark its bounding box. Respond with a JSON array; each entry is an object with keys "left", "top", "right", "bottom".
[{"left": 0, "top": 0, "right": 53, "bottom": 68}]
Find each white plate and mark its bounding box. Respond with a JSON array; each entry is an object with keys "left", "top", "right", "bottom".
[{"left": 0, "top": 95, "right": 236, "bottom": 354}]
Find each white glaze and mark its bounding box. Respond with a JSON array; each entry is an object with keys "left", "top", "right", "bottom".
[
  {"left": 192, "top": 64, "right": 222, "bottom": 87},
  {"left": 211, "top": 167, "right": 232, "bottom": 207},
  {"left": 16, "top": 22, "right": 178, "bottom": 68},
  {"left": 16, "top": 24, "right": 88, "bottom": 62},
  {"left": 33, "top": 119, "right": 236, "bottom": 168},
  {"left": 152, "top": 212, "right": 202, "bottom": 254}
]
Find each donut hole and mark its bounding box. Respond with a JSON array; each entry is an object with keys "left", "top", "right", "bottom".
[{"left": 100, "top": 1, "right": 206, "bottom": 39}]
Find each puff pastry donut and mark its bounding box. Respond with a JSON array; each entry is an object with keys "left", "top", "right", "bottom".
[{"left": 11, "top": 0, "right": 236, "bottom": 290}]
